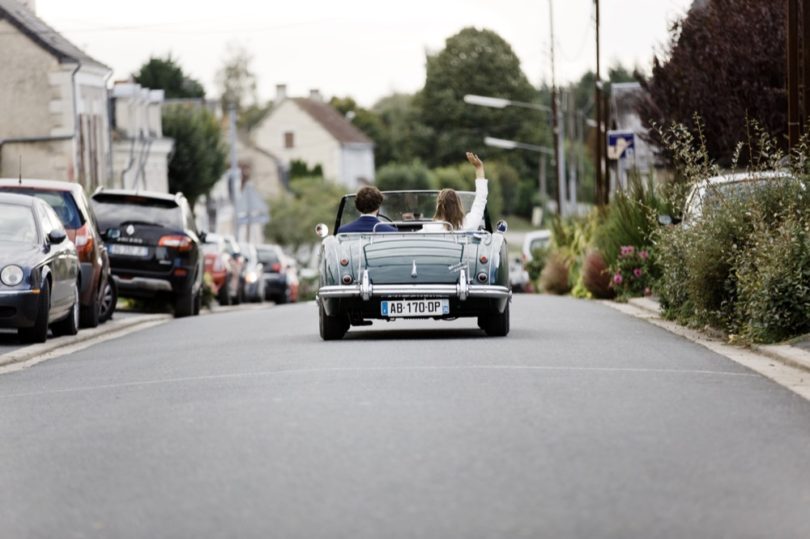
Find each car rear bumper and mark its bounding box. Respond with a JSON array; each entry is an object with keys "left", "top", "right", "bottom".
[
  {"left": 318, "top": 283, "right": 511, "bottom": 300},
  {"left": 0, "top": 290, "right": 41, "bottom": 328},
  {"left": 112, "top": 269, "right": 197, "bottom": 297}
]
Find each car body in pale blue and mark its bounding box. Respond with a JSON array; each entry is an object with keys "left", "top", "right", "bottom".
[{"left": 316, "top": 190, "right": 511, "bottom": 340}]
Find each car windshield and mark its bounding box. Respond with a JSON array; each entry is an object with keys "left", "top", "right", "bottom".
[
  {"left": 201, "top": 242, "right": 221, "bottom": 255},
  {"left": 256, "top": 247, "right": 280, "bottom": 266},
  {"left": 339, "top": 191, "right": 477, "bottom": 228},
  {"left": 92, "top": 195, "right": 183, "bottom": 231},
  {"left": 0, "top": 204, "right": 38, "bottom": 244},
  {"left": 1, "top": 188, "right": 84, "bottom": 229}
]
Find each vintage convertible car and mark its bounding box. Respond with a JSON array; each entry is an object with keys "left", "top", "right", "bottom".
[{"left": 316, "top": 190, "right": 511, "bottom": 340}]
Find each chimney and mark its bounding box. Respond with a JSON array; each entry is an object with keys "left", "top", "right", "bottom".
[
  {"left": 18, "top": 0, "right": 36, "bottom": 12},
  {"left": 309, "top": 89, "right": 323, "bottom": 102},
  {"left": 276, "top": 84, "right": 287, "bottom": 102}
]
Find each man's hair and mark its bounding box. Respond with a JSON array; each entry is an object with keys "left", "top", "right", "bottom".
[{"left": 355, "top": 186, "right": 384, "bottom": 214}]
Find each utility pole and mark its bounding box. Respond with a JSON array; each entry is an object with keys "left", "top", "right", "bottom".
[
  {"left": 228, "top": 103, "right": 240, "bottom": 238},
  {"left": 549, "top": 0, "right": 565, "bottom": 216},
  {"left": 788, "top": 0, "right": 801, "bottom": 149},
  {"left": 594, "top": 0, "right": 605, "bottom": 206}
]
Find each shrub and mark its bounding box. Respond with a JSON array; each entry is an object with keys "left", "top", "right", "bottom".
[
  {"left": 376, "top": 161, "right": 436, "bottom": 191},
  {"left": 539, "top": 252, "right": 571, "bottom": 295},
  {"left": 582, "top": 250, "right": 614, "bottom": 299},
  {"left": 609, "top": 246, "right": 655, "bottom": 301}
]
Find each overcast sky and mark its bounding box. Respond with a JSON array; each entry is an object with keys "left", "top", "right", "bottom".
[{"left": 36, "top": 0, "right": 692, "bottom": 107}]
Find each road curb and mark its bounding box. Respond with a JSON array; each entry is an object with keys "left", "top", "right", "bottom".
[
  {"left": 626, "top": 298, "right": 810, "bottom": 374},
  {"left": 0, "top": 313, "right": 172, "bottom": 369}
]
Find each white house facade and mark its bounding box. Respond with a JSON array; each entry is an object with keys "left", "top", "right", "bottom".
[
  {"left": 110, "top": 82, "right": 174, "bottom": 193},
  {"left": 0, "top": 0, "right": 113, "bottom": 189},
  {"left": 253, "top": 86, "right": 375, "bottom": 190}
]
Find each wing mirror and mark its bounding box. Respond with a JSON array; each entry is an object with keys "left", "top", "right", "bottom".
[
  {"left": 47, "top": 229, "right": 67, "bottom": 244},
  {"left": 315, "top": 223, "right": 329, "bottom": 238},
  {"left": 198, "top": 230, "right": 207, "bottom": 243},
  {"left": 496, "top": 220, "right": 508, "bottom": 233},
  {"left": 102, "top": 227, "right": 121, "bottom": 241}
]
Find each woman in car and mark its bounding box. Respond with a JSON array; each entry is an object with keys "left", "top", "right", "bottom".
[{"left": 422, "top": 152, "right": 488, "bottom": 232}]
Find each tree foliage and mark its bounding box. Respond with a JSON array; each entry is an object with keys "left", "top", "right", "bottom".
[
  {"left": 418, "top": 27, "right": 546, "bottom": 170},
  {"left": 133, "top": 55, "right": 205, "bottom": 98},
  {"left": 216, "top": 42, "right": 258, "bottom": 112},
  {"left": 162, "top": 105, "right": 227, "bottom": 207},
  {"left": 638, "top": 0, "right": 786, "bottom": 165}
]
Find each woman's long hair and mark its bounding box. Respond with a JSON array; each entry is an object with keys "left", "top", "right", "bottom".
[{"left": 434, "top": 189, "right": 466, "bottom": 230}]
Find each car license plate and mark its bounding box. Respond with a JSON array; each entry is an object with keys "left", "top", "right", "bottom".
[
  {"left": 381, "top": 299, "right": 450, "bottom": 317},
  {"left": 110, "top": 244, "right": 149, "bottom": 257}
]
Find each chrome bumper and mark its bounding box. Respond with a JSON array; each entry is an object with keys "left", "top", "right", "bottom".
[{"left": 318, "top": 270, "right": 511, "bottom": 301}]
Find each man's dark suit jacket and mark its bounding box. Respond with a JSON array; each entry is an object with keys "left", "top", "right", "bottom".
[{"left": 337, "top": 215, "right": 397, "bottom": 234}]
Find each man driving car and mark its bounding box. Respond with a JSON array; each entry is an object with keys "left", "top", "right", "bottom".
[{"left": 337, "top": 186, "right": 397, "bottom": 233}]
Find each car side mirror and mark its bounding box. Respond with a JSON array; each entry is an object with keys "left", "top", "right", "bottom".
[
  {"left": 198, "top": 230, "right": 207, "bottom": 243},
  {"left": 496, "top": 220, "right": 508, "bottom": 233},
  {"left": 315, "top": 223, "right": 329, "bottom": 238},
  {"left": 102, "top": 227, "right": 121, "bottom": 241},
  {"left": 48, "top": 229, "right": 67, "bottom": 244}
]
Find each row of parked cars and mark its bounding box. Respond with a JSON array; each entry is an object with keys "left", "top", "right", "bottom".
[{"left": 0, "top": 179, "right": 297, "bottom": 344}]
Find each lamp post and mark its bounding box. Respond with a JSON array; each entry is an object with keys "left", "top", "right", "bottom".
[{"left": 464, "top": 94, "right": 560, "bottom": 214}]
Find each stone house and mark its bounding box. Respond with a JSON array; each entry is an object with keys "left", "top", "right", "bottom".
[
  {"left": 253, "top": 85, "right": 375, "bottom": 190},
  {"left": 0, "top": 0, "right": 112, "bottom": 189},
  {"left": 110, "top": 82, "right": 174, "bottom": 193}
]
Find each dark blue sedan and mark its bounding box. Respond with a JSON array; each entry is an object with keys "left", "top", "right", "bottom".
[{"left": 0, "top": 193, "right": 80, "bottom": 343}]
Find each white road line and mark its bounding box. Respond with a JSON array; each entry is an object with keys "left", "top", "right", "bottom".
[
  {"left": 0, "top": 364, "right": 756, "bottom": 400},
  {"left": 603, "top": 301, "right": 810, "bottom": 401}
]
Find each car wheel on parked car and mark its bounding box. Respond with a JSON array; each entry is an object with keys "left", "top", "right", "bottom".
[
  {"left": 51, "top": 285, "right": 80, "bottom": 337},
  {"left": 98, "top": 278, "right": 116, "bottom": 323},
  {"left": 80, "top": 284, "right": 100, "bottom": 328},
  {"left": 174, "top": 286, "right": 197, "bottom": 318},
  {"left": 18, "top": 279, "right": 50, "bottom": 344}
]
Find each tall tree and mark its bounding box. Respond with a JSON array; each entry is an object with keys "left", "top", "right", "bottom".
[
  {"left": 162, "top": 105, "right": 227, "bottom": 207},
  {"left": 418, "top": 27, "right": 546, "bottom": 170},
  {"left": 216, "top": 42, "right": 258, "bottom": 112},
  {"left": 133, "top": 55, "right": 205, "bottom": 98},
  {"left": 637, "top": 0, "right": 786, "bottom": 165}
]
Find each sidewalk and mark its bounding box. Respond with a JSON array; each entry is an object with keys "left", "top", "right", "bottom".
[{"left": 627, "top": 297, "right": 810, "bottom": 374}]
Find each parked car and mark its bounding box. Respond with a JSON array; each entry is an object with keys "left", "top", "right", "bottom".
[
  {"left": 316, "top": 190, "right": 511, "bottom": 340},
  {"left": 0, "top": 193, "right": 80, "bottom": 343},
  {"left": 521, "top": 229, "right": 551, "bottom": 264},
  {"left": 509, "top": 256, "right": 531, "bottom": 293},
  {"left": 238, "top": 243, "right": 266, "bottom": 303},
  {"left": 0, "top": 179, "right": 112, "bottom": 327},
  {"left": 202, "top": 233, "right": 241, "bottom": 306},
  {"left": 222, "top": 235, "right": 246, "bottom": 304},
  {"left": 90, "top": 189, "right": 204, "bottom": 318},
  {"left": 257, "top": 244, "right": 289, "bottom": 304}
]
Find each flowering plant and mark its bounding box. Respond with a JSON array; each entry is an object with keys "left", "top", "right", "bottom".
[{"left": 609, "top": 245, "right": 654, "bottom": 300}]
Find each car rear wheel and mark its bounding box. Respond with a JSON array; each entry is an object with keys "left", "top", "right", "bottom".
[
  {"left": 80, "top": 284, "right": 100, "bottom": 328},
  {"left": 52, "top": 285, "right": 80, "bottom": 337},
  {"left": 478, "top": 303, "right": 510, "bottom": 337},
  {"left": 217, "top": 275, "right": 232, "bottom": 306},
  {"left": 319, "top": 302, "right": 348, "bottom": 341},
  {"left": 18, "top": 279, "right": 50, "bottom": 344},
  {"left": 174, "top": 287, "right": 195, "bottom": 318},
  {"left": 99, "top": 278, "right": 117, "bottom": 323}
]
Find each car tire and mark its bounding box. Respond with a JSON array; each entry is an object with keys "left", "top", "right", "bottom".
[
  {"left": 80, "top": 284, "right": 100, "bottom": 328},
  {"left": 275, "top": 293, "right": 288, "bottom": 305},
  {"left": 52, "top": 285, "right": 80, "bottom": 337},
  {"left": 479, "top": 303, "right": 510, "bottom": 337},
  {"left": 18, "top": 279, "right": 50, "bottom": 344},
  {"left": 193, "top": 289, "right": 202, "bottom": 316},
  {"left": 174, "top": 287, "right": 195, "bottom": 318},
  {"left": 99, "top": 278, "right": 117, "bottom": 323},
  {"left": 319, "top": 302, "right": 348, "bottom": 341},
  {"left": 218, "top": 276, "right": 232, "bottom": 306}
]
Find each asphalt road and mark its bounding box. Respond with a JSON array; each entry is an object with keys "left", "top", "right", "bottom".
[{"left": 2, "top": 296, "right": 810, "bottom": 538}]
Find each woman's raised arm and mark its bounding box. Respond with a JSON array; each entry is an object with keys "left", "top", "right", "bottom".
[{"left": 462, "top": 152, "right": 489, "bottom": 231}]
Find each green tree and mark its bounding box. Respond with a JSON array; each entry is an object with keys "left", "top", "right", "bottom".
[
  {"left": 329, "top": 96, "right": 388, "bottom": 161},
  {"left": 375, "top": 162, "right": 436, "bottom": 191},
  {"left": 372, "top": 93, "right": 433, "bottom": 166},
  {"left": 418, "top": 28, "right": 546, "bottom": 170},
  {"left": 133, "top": 55, "right": 206, "bottom": 98},
  {"left": 162, "top": 105, "right": 227, "bottom": 207}
]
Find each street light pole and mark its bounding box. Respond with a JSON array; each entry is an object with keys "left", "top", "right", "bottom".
[
  {"left": 594, "top": 0, "right": 604, "bottom": 205},
  {"left": 549, "top": 0, "right": 565, "bottom": 216}
]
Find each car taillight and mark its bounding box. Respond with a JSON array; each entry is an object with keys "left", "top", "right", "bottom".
[
  {"left": 74, "top": 224, "right": 94, "bottom": 258},
  {"left": 271, "top": 262, "right": 282, "bottom": 272},
  {"left": 159, "top": 235, "right": 193, "bottom": 252}
]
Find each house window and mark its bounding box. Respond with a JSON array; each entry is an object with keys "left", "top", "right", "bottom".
[{"left": 284, "top": 132, "right": 295, "bottom": 149}]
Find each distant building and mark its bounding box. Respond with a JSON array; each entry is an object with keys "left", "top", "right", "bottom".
[
  {"left": 0, "top": 0, "right": 113, "bottom": 188},
  {"left": 110, "top": 82, "right": 174, "bottom": 193},
  {"left": 253, "top": 85, "right": 375, "bottom": 190},
  {"left": 608, "top": 82, "right": 658, "bottom": 189}
]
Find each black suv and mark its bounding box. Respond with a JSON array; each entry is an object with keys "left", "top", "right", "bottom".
[{"left": 91, "top": 190, "right": 204, "bottom": 317}]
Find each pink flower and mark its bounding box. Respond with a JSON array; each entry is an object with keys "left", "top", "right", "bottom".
[
  {"left": 639, "top": 250, "right": 650, "bottom": 261},
  {"left": 613, "top": 273, "right": 623, "bottom": 285},
  {"left": 633, "top": 268, "right": 643, "bottom": 278},
  {"left": 620, "top": 246, "right": 635, "bottom": 257}
]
